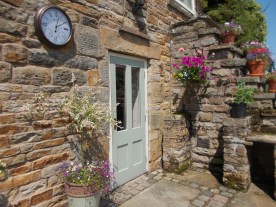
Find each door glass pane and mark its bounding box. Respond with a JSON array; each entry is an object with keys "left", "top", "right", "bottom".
[
  {"left": 116, "top": 64, "right": 126, "bottom": 131},
  {"left": 132, "top": 67, "right": 141, "bottom": 128}
]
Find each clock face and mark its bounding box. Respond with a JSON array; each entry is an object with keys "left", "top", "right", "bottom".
[{"left": 35, "top": 6, "right": 72, "bottom": 47}]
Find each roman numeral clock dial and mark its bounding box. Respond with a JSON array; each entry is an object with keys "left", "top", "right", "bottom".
[{"left": 35, "top": 5, "right": 72, "bottom": 47}]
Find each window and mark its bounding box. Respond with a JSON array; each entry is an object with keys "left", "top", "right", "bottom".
[{"left": 169, "top": 0, "right": 196, "bottom": 16}]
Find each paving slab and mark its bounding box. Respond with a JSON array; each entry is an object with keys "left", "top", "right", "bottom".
[
  {"left": 120, "top": 179, "right": 200, "bottom": 207},
  {"left": 228, "top": 183, "right": 276, "bottom": 207},
  {"left": 100, "top": 170, "right": 276, "bottom": 207}
]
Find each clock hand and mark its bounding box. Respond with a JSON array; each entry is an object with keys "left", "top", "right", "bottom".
[
  {"left": 55, "top": 15, "right": 62, "bottom": 33},
  {"left": 56, "top": 22, "right": 67, "bottom": 27}
]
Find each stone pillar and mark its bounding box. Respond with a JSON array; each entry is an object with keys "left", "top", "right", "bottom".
[
  {"left": 162, "top": 115, "right": 191, "bottom": 173},
  {"left": 222, "top": 116, "right": 252, "bottom": 191}
]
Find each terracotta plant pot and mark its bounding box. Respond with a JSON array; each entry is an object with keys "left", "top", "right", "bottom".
[
  {"left": 267, "top": 79, "right": 276, "bottom": 93},
  {"left": 221, "top": 32, "right": 235, "bottom": 44},
  {"left": 65, "top": 183, "right": 102, "bottom": 207},
  {"left": 246, "top": 60, "right": 265, "bottom": 77}
]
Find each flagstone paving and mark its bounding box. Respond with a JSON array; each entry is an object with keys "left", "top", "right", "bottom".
[{"left": 100, "top": 170, "right": 276, "bottom": 207}]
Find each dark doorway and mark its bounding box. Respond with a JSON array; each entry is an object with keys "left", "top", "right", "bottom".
[{"left": 250, "top": 142, "right": 275, "bottom": 200}]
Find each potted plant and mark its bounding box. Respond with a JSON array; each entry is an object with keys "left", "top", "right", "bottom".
[
  {"left": 172, "top": 48, "right": 213, "bottom": 85},
  {"left": 60, "top": 160, "right": 113, "bottom": 207},
  {"left": 0, "top": 160, "right": 7, "bottom": 181},
  {"left": 59, "top": 75, "right": 119, "bottom": 207},
  {"left": 220, "top": 21, "right": 242, "bottom": 44},
  {"left": 242, "top": 41, "right": 272, "bottom": 76},
  {"left": 231, "top": 81, "right": 256, "bottom": 118},
  {"left": 265, "top": 71, "right": 276, "bottom": 92}
]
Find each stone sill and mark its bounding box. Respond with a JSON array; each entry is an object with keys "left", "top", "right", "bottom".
[
  {"left": 237, "top": 77, "right": 262, "bottom": 83},
  {"left": 253, "top": 93, "right": 276, "bottom": 100},
  {"left": 261, "top": 110, "right": 276, "bottom": 117},
  {"left": 118, "top": 26, "right": 150, "bottom": 41},
  {"left": 209, "top": 45, "right": 243, "bottom": 56},
  {"left": 247, "top": 133, "right": 276, "bottom": 144},
  {"left": 198, "top": 28, "right": 220, "bottom": 37}
]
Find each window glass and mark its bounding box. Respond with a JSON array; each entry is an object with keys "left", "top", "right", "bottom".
[
  {"left": 131, "top": 67, "right": 141, "bottom": 128},
  {"left": 116, "top": 65, "right": 126, "bottom": 131}
]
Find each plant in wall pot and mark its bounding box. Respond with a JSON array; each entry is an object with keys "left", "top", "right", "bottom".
[
  {"left": 231, "top": 81, "right": 256, "bottom": 118},
  {"left": 242, "top": 41, "right": 272, "bottom": 77},
  {"left": 59, "top": 75, "right": 119, "bottom": 207},
  {"left": 265, "top": 71, "right": 276, "bottom": 93},
  {"left": 220, "top": 20, "right": 242, "bottom": 44}
]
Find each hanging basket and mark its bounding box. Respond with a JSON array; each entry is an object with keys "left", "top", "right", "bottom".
[
  {"left": 246, "top": 59, "right": 265, "bottom": 77},
  {"left": 267, "top": 79, "right": 276, "bottom": 93}
]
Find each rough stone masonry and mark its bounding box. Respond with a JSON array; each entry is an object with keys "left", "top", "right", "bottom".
[{"left": 0, "top": 0, "right": 192, "bottom": 206}]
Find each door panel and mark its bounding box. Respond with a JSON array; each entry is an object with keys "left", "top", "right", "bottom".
[{"left": 110, "top": 54, "right": 147, "bottom": 186}]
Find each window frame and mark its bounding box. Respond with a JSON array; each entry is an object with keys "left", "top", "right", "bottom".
[{"left": 169, "top": 0, "right": 196, "bottom": 17}]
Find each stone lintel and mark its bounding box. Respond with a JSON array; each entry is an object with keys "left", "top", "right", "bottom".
[
  {"left": 99, "top": 26, "right": 161, "bottom": 59},
  {"left": 247, "top": 133, "right": 276, "bottom": 144},
  {"left": 119, "top": 26, "right": 150, "bottom": 41}
]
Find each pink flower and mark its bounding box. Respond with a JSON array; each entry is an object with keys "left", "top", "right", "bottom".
[
  {"left": 196, "top": 49, "right": 203, "bottom": 55},
  {"left": 178, "top": 47, "right": 185, "bottom": 52}
]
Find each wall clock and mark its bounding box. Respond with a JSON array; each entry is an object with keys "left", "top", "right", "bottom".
[{"left": 34, "top": 5, "right": 73, "bottom": 47}]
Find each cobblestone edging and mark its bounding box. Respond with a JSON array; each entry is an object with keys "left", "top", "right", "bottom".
[{"left": 103, "top": 170, "right": 237, "bottom": 207}]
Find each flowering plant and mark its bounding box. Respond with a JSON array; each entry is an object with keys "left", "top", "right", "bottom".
[
  {"left": 242, "top": 42, "right": 272, "bottom": 67},
  {"left": 60, "top": 160, "right": 113, "bottom": 193},
  {"left": 221, "top": 21, "right": 242, "bottom": 36},
  {"left": 241, "top": 41, "right": 263, "bottom": 52},
  {"left": 172, "top": 48, "right": 213, "bottom": 84}
]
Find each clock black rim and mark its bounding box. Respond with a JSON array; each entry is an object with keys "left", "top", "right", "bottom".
[{"left": 34, "top": 5, "right": 73, "bottom": 48}]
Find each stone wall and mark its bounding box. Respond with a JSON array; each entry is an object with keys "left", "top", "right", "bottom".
[
  {"left": 170, "top": 16, "right": 276, "bottom": 194},
  {"left": 0, "top": 0, "right": 192, "bottom": 206},
  {"left": 169, "top": 17, "right": 248, "bottom": 178}
]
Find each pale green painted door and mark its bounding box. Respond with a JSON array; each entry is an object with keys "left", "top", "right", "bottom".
[{"left": 110, "top": 54, "right": 147, "bottom": 186}]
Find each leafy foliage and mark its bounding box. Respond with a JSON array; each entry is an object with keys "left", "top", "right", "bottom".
[
  {"left": 200, "top": 0, "right": 267, "bottom": 45},
  {"left": 60, "top": 75, "right": 119, "bottom": 163},
  {"left": 234, "top": 81, "right": 256, "bottom": 104}
]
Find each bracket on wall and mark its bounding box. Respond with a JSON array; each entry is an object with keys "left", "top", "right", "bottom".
[{"left": 132, "top": 0, "right": 144, "bottom": 13}]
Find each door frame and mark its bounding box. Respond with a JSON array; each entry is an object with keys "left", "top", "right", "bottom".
[{"left": 108, "top": 52, "right": 149, "bottom": 177}]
